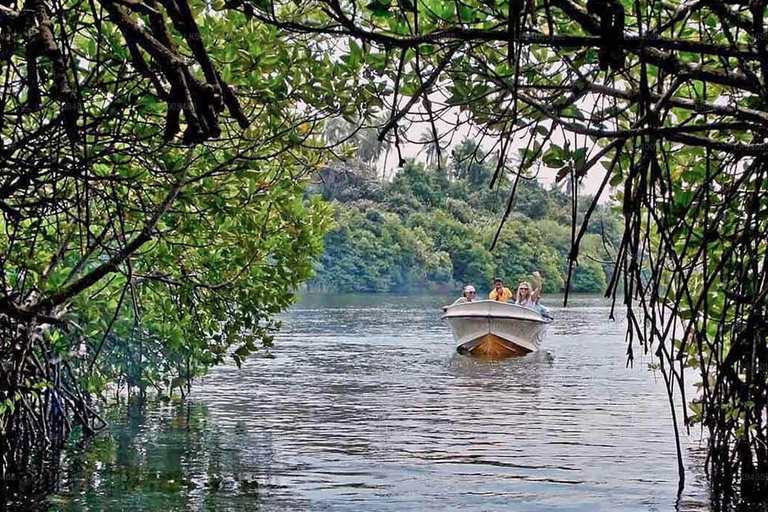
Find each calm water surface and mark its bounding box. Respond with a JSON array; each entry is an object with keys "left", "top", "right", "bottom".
[{"left": 53, "top": 294, "right": 711, "bottom": 511}]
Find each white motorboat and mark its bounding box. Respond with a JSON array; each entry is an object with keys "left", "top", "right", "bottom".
[{"left": 441, "top": 300, "right": 551, "bottom": 359}]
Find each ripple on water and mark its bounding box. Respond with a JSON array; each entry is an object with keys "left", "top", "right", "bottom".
[
  {"left": 189, "top": 294, "right": 710, "bottom": 511},
  {"left": 53, "top": 294, "right": 710, "bottom": 512}
]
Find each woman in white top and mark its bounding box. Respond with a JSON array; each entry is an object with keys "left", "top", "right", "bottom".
[{"left": 515, "top": 272, "right": 542, "bottom": 309}]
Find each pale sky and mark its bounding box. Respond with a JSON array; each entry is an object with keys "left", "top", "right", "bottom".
[
  {"left": 377, "top": 117, "right": 617, "bottom": 199},
  {"left": 373, "top": 94, "right": 618, "bottom": 200}
]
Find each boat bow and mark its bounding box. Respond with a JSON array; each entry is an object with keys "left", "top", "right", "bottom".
[{"left": 441, "top": 300, "right": 550, "bottom": 358}]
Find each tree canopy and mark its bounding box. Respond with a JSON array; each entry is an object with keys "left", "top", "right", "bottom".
[
  {"left": 2, "top": 0, "right": 768, "bottom": 507},
  {"left": 0, "top": 0, "right": 345, "bottom": 503}
]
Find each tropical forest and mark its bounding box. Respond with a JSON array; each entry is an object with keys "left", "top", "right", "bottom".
[
  {"left": 1, "top": 0, "right": 768, "bottom": 510},
  {"left": 309, "top": 137, "right": 621, "bottom": 294}
]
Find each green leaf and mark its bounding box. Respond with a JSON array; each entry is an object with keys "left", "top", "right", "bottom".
[
  {"left": 366, "top": 0, "right": 392, "bottom": 17},
  {"left": 349, "top": 40, "right": 363, "bottom": 68},
  {"left": 555, "top": 165, "right": 571, "bottom": 184}
]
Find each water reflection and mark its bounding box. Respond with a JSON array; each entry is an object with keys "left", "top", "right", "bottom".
[
  {"left": 49, "top": 400, "right": 289, "bottom": 511},
  {"left": 46, "top": 294, "right": 711, "bottom": 511}
]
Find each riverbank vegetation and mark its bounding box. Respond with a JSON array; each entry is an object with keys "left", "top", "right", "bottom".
[
  {"left": 308, "top": 138, "right": 622, "bottom": 295},
  {"left": 0, "top": 2, "right": 340, "bottom": 506}
]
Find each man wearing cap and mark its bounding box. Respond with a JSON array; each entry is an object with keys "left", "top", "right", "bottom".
[
  {"left": 453, "top": 285, "right": 477, "bottom": 304},
  {"left": 489, "top": 278, "right": 513, "bottom": 302}
]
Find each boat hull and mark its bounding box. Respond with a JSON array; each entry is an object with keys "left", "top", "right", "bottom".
[
  {"left": 456, "top": 333, "right": 531, "bottom": 358},
  {"left": 442, "top": 301, "right": 549, "bottom": 359}
]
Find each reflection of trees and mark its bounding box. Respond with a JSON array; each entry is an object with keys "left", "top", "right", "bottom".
[
  {"left": 34, "top": 401, "right": 264, "bottom": 511},
  {"left": 1, "top": 437, "right": 62, "bottom": 511}
]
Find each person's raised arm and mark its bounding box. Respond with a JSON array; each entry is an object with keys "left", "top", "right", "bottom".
[{"left": 531, "top": 271, "right": 543, "bottom": 302}]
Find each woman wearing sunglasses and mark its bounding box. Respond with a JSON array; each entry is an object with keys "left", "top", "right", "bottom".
[{"left": 515, "top": 271, "right": 543, "bottom": 309}]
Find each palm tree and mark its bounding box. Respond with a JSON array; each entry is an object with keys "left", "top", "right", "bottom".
[
  {"left": 417, "top": 130, "right": 440, "bottom": 167},
  {"left": 355, "top": 124, "right": 389, "bottom": 164}
]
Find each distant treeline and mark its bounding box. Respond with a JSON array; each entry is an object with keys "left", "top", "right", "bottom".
[{"left": 307, "top": 139, "right": 622, "bottom": 294}]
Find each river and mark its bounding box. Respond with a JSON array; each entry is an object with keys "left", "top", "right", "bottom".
[{"left": 50, "top": 294, "right": 711, "bottom": 511}]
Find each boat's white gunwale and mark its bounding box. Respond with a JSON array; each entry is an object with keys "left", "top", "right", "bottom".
[
  {"left": 440, "top": 313, "right": 547, "bottom": 324},
  {"left": 440, "top": 300, "right": 547, "bottom": 323}
]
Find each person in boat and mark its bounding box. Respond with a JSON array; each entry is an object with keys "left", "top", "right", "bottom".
[
  {"left": 453, "top": 285, "right": 477, "bottom": 305},
  {"left": 515, "top": 271, "right": 543, "bottom": 309},
  {"left": 489, "top": 277, "right": 513, "bottom": 302},
  {"left": 513, "top": 272, "right": 554, "bottom": 320}
]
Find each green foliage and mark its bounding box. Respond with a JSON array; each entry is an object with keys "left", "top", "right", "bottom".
[
  {"left": 451, "top": 139, "right": 494, "bottom": 191},
  {"left": 570, "top": 258, "right": 608, "bottom": 294},
  {"left": 0, "top": 0, "right": 339, "bottom": 405},
  {"left": 309, "top": 151, "right": 621, "bottom": 295},
  {"left": 485, "top": 222, "right": 565, "bottom": 293},
  {"left": 311, "top": 205, "right": 452, "bottom": 292}
]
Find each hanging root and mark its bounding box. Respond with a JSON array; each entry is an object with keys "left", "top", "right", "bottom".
[{"left": 0, "top": 308, "right": 104, "bottom": 508}]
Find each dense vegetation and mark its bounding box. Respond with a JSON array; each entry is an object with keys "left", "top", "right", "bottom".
[
  {"left": 4, "top": 0, "right": 768, "bottom": 508},
  {"left": 0, "top": 0, "right": 343, "bottom": 505},
  {"left": 309, "top": 139, "right": 621, "bottom": 296}
]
